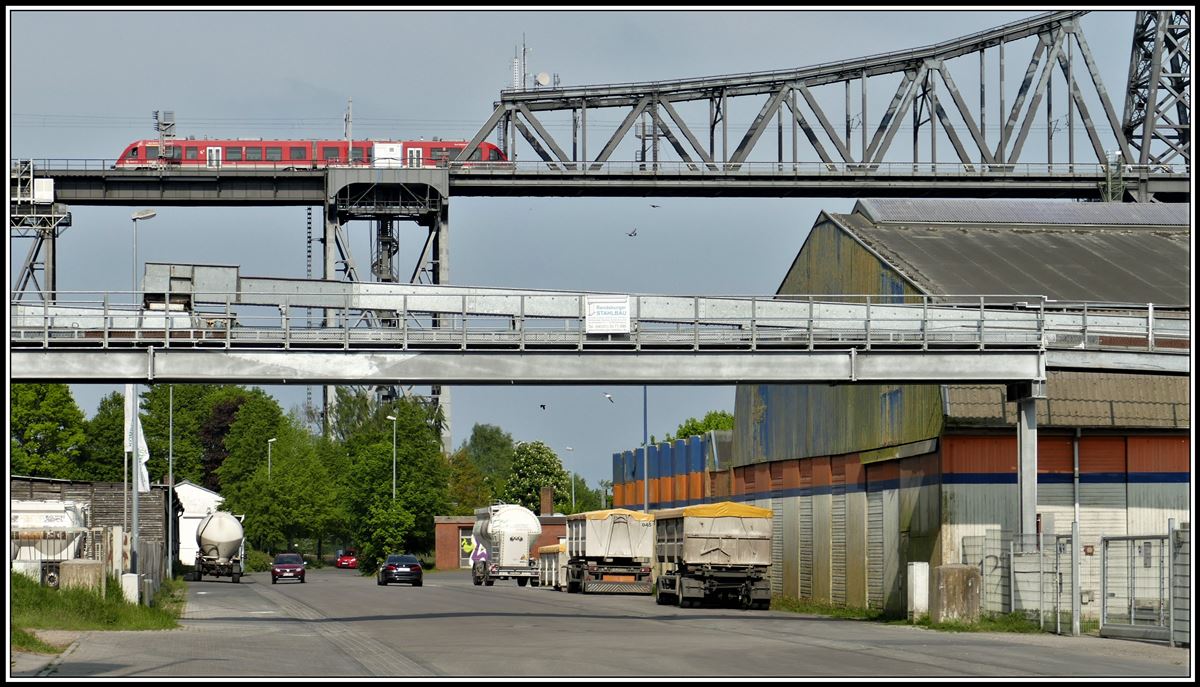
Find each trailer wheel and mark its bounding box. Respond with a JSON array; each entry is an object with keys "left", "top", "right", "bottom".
[
  {"left": 738, "top": 582, "right": 755, "bottom": 610},
  {"left": 232, "top": 574, "right": 240, "bottom": 584},
  {"left": 484, "top": 579, "right": 495, "bottom": 587},
  {"left": 567, "top": 579, "right": 580, "bottom": 594},
  {"left": 530, "top": 578, "right": 539, "bottom": 587},
  {"left": 472, "top": 562, "right": 484, "bottom": 586},
  {"left": 517, "top": 577, "right": 529, "bottom": 587}
]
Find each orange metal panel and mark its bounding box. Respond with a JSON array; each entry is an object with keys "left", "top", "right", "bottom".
[
  {"left": 1080, "top": 436, "right": 1126, "bottom": 473},
  {"left": 941, "top": 435, "right": 1017, "bottom": 474},
  {"left": 812, "top": 456, "right": 833, "bottom": 488},
  {"left": 867, "top": 459, "right": 900, "bottom": 485},
  {"left": 781, "top": 459, "right": 802, "bottom": 489},
  {"left": 1038, "top": 435, "right": 1074, "bottom": 473},
  {"left": 1127, "top": 436, "right": 1189, "bottom": 473},
  {"left": 800, "top": 458, "right": 813, "bottom": 488},
  {"left": 674, "top": 475, "right": 687, "bottom": 502},
  {"left": 843, "top": 455, "right": 866, "bottom": 487}
]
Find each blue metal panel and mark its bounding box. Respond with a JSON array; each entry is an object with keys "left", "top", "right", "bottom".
[
  {"left": 633, "top": 447, "right": 645, "bottom": 481},
  {"left": 690, "top": 435, "right": 705, "bottom": 472},
  {"left": 612, "top": 452, "right": 622, "bottom": 485},
  {"left": 673, "top": 439, "right": 686, "bottom": 477},
  {"left": 623, "top": 450, "right": 634, "bottom": 482},
  {"left": 647, "top": 444, "right": 659, "bottom": 480}
]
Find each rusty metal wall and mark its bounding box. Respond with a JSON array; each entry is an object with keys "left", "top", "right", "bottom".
[{"left": 734, "top": 383, "right": 944, "bottom": 465}]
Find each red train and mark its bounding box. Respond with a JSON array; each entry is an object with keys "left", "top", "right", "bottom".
[{"left": 114, "top": 138, "right": 507, "bottom": 169}]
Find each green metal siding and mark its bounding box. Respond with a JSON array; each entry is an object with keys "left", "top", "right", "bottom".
[{"left": 734, "top": 214, "right": 941, "bottom": 465}]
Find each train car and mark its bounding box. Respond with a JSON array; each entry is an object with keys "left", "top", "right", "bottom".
[{"left": 114, "top": 137, "right": 506, "bottom": 169}]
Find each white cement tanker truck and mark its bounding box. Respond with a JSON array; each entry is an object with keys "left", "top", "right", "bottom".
[
  {"left": 194, "top": 511, "right": 245, "bottom": 583},
  {"left": 471, "top": 503, "right": 542, "bottom": 587}
]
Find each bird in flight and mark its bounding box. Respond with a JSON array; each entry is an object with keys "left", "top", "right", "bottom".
[
  {"left": 649, "top": 204, "right": 661, "bottom": 208},
  {"left": 603, "top": 393, "right": 614, "bottom": 403},
  {"left": 627, "top": 228, "right": 638, "bottom": 237},
  {"left": 539, "top": 404, "right": 547, "bottom": 410}
]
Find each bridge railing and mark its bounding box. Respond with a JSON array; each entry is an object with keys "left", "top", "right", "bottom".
[
  {"left": 11, "top": 158, "right": 1191, "bottom": 177},
  {"left": 9, "top": 292, "right": 1189, "bottom": 357}
]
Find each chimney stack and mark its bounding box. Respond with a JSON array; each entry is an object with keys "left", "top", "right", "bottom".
[{"left": 539, "top": 486, "right": 554, "bottom": 516}]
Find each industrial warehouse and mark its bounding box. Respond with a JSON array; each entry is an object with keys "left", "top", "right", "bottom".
[{"left": 611, "top": 198, "right": 1190, "bottom": 631}]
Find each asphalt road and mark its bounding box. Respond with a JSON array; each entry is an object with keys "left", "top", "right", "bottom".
[{"left": 22, "top": 566, "right": 1191, "bottom": 679}]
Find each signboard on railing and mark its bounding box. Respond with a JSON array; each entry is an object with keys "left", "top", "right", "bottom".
[{"left": 586, "top": 295, "right": 631, "bottom": 334}]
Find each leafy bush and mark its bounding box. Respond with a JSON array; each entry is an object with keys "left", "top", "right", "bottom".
[{"left": 243, "top": 548, "right": 273, "bottom": 572}]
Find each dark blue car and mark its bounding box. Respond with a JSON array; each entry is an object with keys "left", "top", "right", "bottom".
[{"left": 377, "top": 554, "right": 423, "bottom": 586}]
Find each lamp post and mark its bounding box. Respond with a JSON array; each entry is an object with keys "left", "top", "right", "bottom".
[
  {"left": 565, "top": 447, "right": 575, "bottom": 511},
  {"left": 130, "top": 209, "right": 157, "bottom": 304},
  {"left": 267, "top": 438, "right": 277, "bottom": 479},
  {"left": 386, "top": 415, "right": 397, "bottom": 499}
]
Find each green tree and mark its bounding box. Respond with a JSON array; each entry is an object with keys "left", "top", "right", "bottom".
[
  {"left": 338, "top": 392, "right": 448, "bottom": 568},
  {"left": 566, "top": 474, "right": 603, "bottom": 513},
  {"left": 10, "top": 383, "right": 87, "bottom": 478},
  {"left": 215, "top": 388, "right": 285, "bottom": 495},
  {"left": 198, "top": 392, "right": 249, "bottom": 492},
  {"left": 502, "top": 441, "right": 570, "bottom": 514},
  {"left": 78, "top": 392, "right": 126, "bottom": 482},
  {"left": 446, "top": 447, "right": 492, "bottom": 515},
  {"left": 140, "top": 384, "right": 226, "bottom": 486},
  {"left": 460, "top": 424, "right": 515, "bottom": 496},
  {"left": 665, "top": 410, "right": 735, "bottom": 442}
]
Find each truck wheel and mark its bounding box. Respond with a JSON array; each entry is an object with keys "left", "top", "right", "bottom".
[
  {"left": 272, "top": 577, "right": 277, "bottom": 584},
  {"left": 517, "top": 577, "right": 528, "bottom": 587},
  {"left": 484, "top": 579, "right": 495, "bottom": 587},
  {"left": 567, "top": 579, "right": 580, "bottom": 594},
  {"left": 232, "top": 574, "right": 240, "bottom": 584},
  {"left": 739, "top": 582, "right": 754, "bottom": 610},
  {"left": 530, "top": 578, "right": 539, "bottom": 587}
]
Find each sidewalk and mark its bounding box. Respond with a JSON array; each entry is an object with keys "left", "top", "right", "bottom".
[{"left": 9, "top": 631, "right": 82, "bottom": 678}]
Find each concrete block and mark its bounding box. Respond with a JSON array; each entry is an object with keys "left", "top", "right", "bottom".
[
  {"left": 60, "top": 559, "right": 105, "bottom": 592},
  {"left": 907, "top": 561, "right": 929, "bottom": 621},
  {"left": 930, "top": 564, "right": 981, "bottom": 624},
  {"left": 12, "top": 560, "right": 41, "bottom": 581},
  {"left": 121, "top": 572, "right": 141, "bottom": 604}
]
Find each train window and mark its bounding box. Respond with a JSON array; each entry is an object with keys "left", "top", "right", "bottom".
[
  {"left": 166, "top": 146, "right": 182, "bottom": 160},
  {"left": 126, "top": 147, "right": 138, "bottom": 159},
  {"left": 226, "top": 147, "right": 243, "bottom": 161},
  {"left": 469, "top": 148, "right": 482, "bottom": 161},
  {"left": 146, "top": 145, "right": 159, "bottom": 159},
  {"left": 322, "top": 147, "right": 341, "bottom": 161},
  {"left": 265, "top": 147, "right": 282, "bottom": 161},
  {"left": 186, "top": 147, "right": 199, "bottom": 160},
  {"left": 245, "top": 147, "right": 263, "bottom": 161},
  {"left": 351, "top": 146, "right": 369, "bottom": 162},
  {"left": 289, "top": 147, "right": 307, "bottom": 160},
  {"left": 487, "top": 148, "right": 502, "bottom": 161}
]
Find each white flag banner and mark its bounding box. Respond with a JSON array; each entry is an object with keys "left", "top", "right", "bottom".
[
  {"left": 123, "top": 384, "right": 136, "bottom": 453},
  {"left": 124, "top": 384, "right": 151, "bottom": 492}
]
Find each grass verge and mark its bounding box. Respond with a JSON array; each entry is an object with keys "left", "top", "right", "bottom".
[{"left": 11, "top": 572, "right": 183, "bottom": 637}]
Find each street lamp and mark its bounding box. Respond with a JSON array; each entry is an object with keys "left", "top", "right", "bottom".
[
  {"left": 386, "top": 415, "right": 397, "bottom": 499},
  {"left": 267, "top": 438, "right": 277, "bottom": 479},
  {"left": 130, "top": 209, "right": 157, "bottom": 304},
  {"left": 565, "top": 447, "right": 575, "bottom": 511}
]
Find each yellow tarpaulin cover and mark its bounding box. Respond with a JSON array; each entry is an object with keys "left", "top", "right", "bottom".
[
  {"left": 655, "top": 501, "right": 773, "bottom": 519},
  {"left": 569, "top": 508, "right": 655, "bottom": 522},
  {"left": 538, "top": 543, "right": 566, "bottom": 554}
]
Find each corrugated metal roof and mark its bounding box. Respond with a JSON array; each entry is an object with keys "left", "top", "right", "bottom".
[
  {"left": 945, "top": 371, "right": 1190, "bottom": 428},
  {"left": 830, "top": 211, "right": 1190, "bottom": 303},
  {"left": 856, "top": 198, "right": 1190, "bottom": 226}
]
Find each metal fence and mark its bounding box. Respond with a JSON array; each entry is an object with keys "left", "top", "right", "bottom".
[{"left": 1100, "top": 528, "right": 1173, "bottom": 643}]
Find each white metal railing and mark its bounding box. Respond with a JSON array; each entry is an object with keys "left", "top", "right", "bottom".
[{"left": 9, "top": 291, "right": 1189, "bottom": 357}]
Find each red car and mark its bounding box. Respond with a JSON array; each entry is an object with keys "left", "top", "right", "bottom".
[
  {"left": 271, "top": 553, "right": 306, "bottom": 584},
  {"left": 336, "top": 551, "right": 358, "bottom": 569}
]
